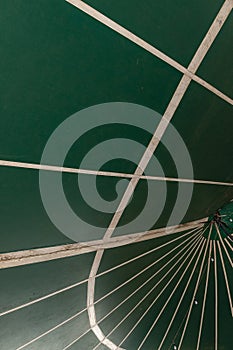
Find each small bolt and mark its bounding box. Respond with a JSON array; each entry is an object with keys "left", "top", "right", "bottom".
[
  {"left": 173, "top": 346, "right": 177, "bottom": 350},
  {"left": 229, "top": 218, "right": 233, "bottom": 222},
  {"left": 194, "top": 300, "right": 198, "bottom": 305},
  {"left": 211, "top": 258, "right": 214, "bottom": 262}
]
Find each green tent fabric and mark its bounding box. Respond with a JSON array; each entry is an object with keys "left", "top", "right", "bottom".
[{"left": 0, "top": 1, "right": 232, "bottom": 349}]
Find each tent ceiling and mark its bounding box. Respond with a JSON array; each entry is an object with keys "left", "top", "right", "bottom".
[{"left": 0, "top": 1, "right": 232, "bottom": 349}]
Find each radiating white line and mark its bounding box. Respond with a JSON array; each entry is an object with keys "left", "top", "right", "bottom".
[
  {"left": 215, "top": 223, "right": 233, "bottom": 267},
  {"left": 65, "top": 0, "right": 233, "bottom": 105},
  {"left": 217, "top": 241, "right": 233, "bottom": 316},
  {"left": 62, "top": 328, "right": 92, "bottom": 350},
  {"left": 1, "top": 160, "right": 233, "bottom": 187},
  {"left": 0, "top": 220, "right": 205, "bottom": 269},
  {"left": 158, "top": 231, "right": 212, "bottom": 350},
  {"left": 225, "top": 236, "right": 233, "bottom": 251},
  {"left": 0, "top": 227, "right": 202, "bottom": 318},
  {"left": 127, "top": 238, "right": 205, "bottom": 350},
  {"left": 214, "top": 242, "right": 218, "bottom": 350},
  {"left": 196, "top": 241, "right": 212, "bottom": 350},
  {"left": 93, "top": 233, "right": 203, "bottom": 350},
  {"left": 177, "top": 228, "right": 211, "bottom": 350},
  {"left": 16, "top": 308, "right": 89, "bottom": 350},
  {"left": 0, "top": 278, "right": 88, "bottom": 318}
]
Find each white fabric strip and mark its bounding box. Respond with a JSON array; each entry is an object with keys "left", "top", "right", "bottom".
[
  {"left": 1, "top": 160, "right": 233, "bottom": 186},
  {"left": 213, "top": 242, "right": 218, "bottom": 350},
  {"left": 196, "top": 241, "right": 212, "bottom": 350},
  {"left": 0, "top": 219, "right": 205, "bottom": 269}
]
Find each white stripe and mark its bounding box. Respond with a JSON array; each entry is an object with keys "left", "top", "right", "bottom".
[
  {"left": 1, "top": 160, "right": 233, "bottom": 186},
  {"left": 66, "top": 0, "right": 233, "bottom": 105},
  {"left": 213, "top": 242, "right": 218, "bottom": 350},
  {"left": 16, "top": 309, "right": 89, "bottom": 350},
  {"left": 0, "top": 220, "right": 204, "bottom": 269},
  {"left": 144, "top": 176, "right": 233, "bottom": 187},
  {"left": 62, "top": 328, "right": 91, "bottom": 350},
  {"left": 0, "top": 278, "right": 88, "bottom": 317},
  {"left": 191, "top": 74, "right": 233, "bottom": 105},
  {"left": 225, "top": 236, "right": 233, "bottom": 251},
  {"left": 196, "top": 241, "right": 212, "bottom": 350}
]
